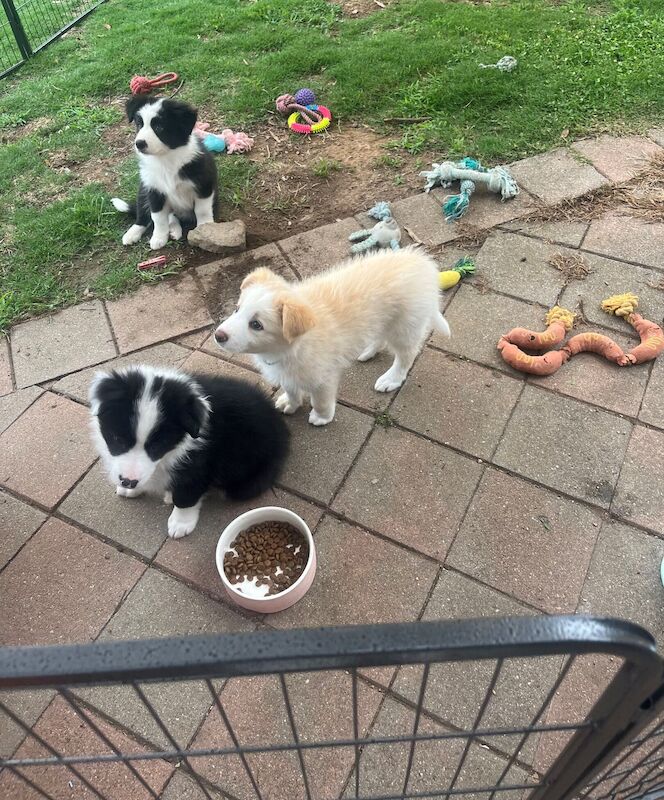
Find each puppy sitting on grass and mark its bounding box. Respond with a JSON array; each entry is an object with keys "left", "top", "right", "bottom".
[{"left": 214, "top": 247, "right": 450, "bottom": 426}]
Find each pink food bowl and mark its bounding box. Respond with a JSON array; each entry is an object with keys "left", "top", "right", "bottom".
[{"left": 216, "top": 506, "right": 316, "bottom": 613}]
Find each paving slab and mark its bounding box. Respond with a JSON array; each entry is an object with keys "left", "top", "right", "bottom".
[
  {"left": 535, "top": 652, "right": 622, "bottom": 773},
  {"left": 0, "top": 517, "right": 144, "bottom": 646},
  {"left": 391, "top": 349, "right": 523, "bottom": 459},
  {"left": 0, "top": 391, "right": 96, "bottom": 509},
  {"left": 333, "top": 426, "right": 482, "bottom": 560},
  {"left": 0, "top": 687, "right": 53, "bottom": 759},
  {"left": 0, "top": 490, "right": 46, "bottom": 570},
  {"left": 271, "top": 516, "right": 438, "bottom": 629},
  {"left": 472, "top": 231, "right": 567, "bottom": 306},
  {"left": 162, "top": 772, "right": 225, "bottom": 800},
  {"left": 9, "top": 301, "right": 116, "bottom": 388},
  {"left": 279, "top": 218, "right": 360, "bottom": 278},
  {"left": 578, "top": 520, "right": 664, "bottom": 646},
  {"left": 501, "top": 219, "right": 589, "bottom": 247},
  {"left": 337, "top": 350, "right": 397, "bottom": 412},
  {"left": 434, "top": 284, "right": 546, "bottom": 374},
  {"left": 0, "top": 337, "right": 12, "bottom": 396},
  {"left": 392, "top": 569, "right": 562, "bottom": 764},
  {"left": 0, "top": 385, "right": 42, "bottom": 434},
  {"left": 582, "top": 210, "right": 664, "bottom": 270},
  {"left": 182, "top": 349, "right": 273, "bottom": 393},
  {"left": 155, "top": 487, "right": 324, "bottom": 602},
  {"left": 196, "top": 243, "right": 296, "bottom": 320},
  {"left": 509, "top": 148, "right": 608, "bottom": 205},
  {"left": 77, "top": 568, "right": 253, "bottom": 750},
  {"left": 560, "top": 251, "right": 664, "bottom": 334},
  {"left": 60, "top": 461, "right": 175, "bottom": 559},
  {"left": 192, "top": 670, "right": 384, "bottom": 799},
  {"left": 106, "top": 273, "right": 212, "bottom": 353},
  {"left": 345, "top": 694, "right": 530, "bottom": 800},
  {"left": 571, "top": 135, "right": 662, "bottom": 183},
  {"left": 639, "top": 356, "right": 664, "bottom": 429},
  {"left": 612, "top": 425, "right": 664, "bottom": 536},
  {"left": 51, "top": 341, "right": 190, "bottom": 403},
  {"left": 429, "top": 185, "right": 533, "bottom": 236},
  {"left": 494, "top": 385, "right": 632, "bottom": 507},
  {"left": 280, "top": 405, "right": 373, "bottom": 504},
  {"left": 528, "top": 324, "right": 649, "bottom": 417},
  {"left": 0, "top": 695, "right": 174, "bottom": 799},
  {"left": 447, "top": 469, "right": 602, "bottom": 613}
]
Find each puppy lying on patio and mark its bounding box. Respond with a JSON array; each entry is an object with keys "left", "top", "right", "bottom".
[{"left": 213, "top": 247, "right": 450, "bottom": 426}]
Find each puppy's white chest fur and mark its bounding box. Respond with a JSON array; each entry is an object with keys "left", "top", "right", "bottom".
[{"left": 139, "top": 146, "right": 197, "bottom": 214}]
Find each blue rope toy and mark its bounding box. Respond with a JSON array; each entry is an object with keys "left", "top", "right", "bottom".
[
  {"left": 420, "top": 157, "right": 520, "bottom": 222},
  {"left": 349, "top": 201, "right": 402, "bottom": 253}
]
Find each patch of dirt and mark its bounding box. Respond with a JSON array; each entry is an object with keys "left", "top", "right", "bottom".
[
  {"left": 332, "top": 0, "right": 392, "bottom": 17},
  {"left": 1, "top": 116, "right": 53, "bottom": 144},
  {"left": 44, "top": 121, "right": 131, "bottom": 196},
  {"left": 547, "top": 252, "right": 592, "bottom": 282},
  {"left": 220, "top": 120, "right": 437, "bottom": 247}
]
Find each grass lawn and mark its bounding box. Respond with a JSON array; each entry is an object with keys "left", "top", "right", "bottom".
[{"left": 0, "top": 0, "right": 663, "bottom": 332}]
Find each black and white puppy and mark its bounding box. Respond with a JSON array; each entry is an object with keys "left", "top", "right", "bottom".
[
  {"left": 89, "top": 366, "right": 290, "bottom": 539},
  {"left": 111, "top": 96, "right": 219, "bottom": 250}
]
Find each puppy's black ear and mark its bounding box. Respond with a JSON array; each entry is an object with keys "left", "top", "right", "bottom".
[
  {"left": 180, "top": 394, "right": 207, "bottom": 439},
  {"left": 125, "top": 95, "right": 152, "bottom": 123},
  {"left": 165, "top": 100, "right": 198, "bottom": 136}
]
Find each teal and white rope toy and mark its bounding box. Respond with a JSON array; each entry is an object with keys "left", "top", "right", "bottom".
[
  {"left": 420, "top": 157, "right": 520, "bottom": 222},
  {"left": 349, "top": 201, "right": 402, "bottom": 253}
]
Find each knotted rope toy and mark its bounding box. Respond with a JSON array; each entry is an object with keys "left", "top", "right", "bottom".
[
  {"left": 349, "top": 201, "right": 402, "bottom": 253},
  {"left": 275, "top": 88, "right": 331, "bottom": 135},
  {"left": 479, "top": 55, "right": 518, "bottom": 72},
  {"left": 420, "top": 157, "right": 519, "bottom": 222},
  {"left": 129, "top": 72, "right": 179, "bottom": 95},
  {"left": 497, "top": 294, "right": 664, "bottom": 376},
  {"left": 193, "top": 123, "right": 254, "bottom": 154}
]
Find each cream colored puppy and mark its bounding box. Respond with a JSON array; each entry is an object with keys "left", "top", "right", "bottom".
[{"left": 214, "top": 247, "right": 450, "bottom": 426}]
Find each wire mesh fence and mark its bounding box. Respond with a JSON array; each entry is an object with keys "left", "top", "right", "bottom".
[
  {"left": 0, "top": 616, "right": 662, "bottom": 800},
  {"left": 0, "top": 0, "right": 105, "bottom": 78}
]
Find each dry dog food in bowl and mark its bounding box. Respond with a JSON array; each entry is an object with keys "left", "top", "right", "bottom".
[{"left": 216, "top": 507, "right": 316, "bottom": 613}]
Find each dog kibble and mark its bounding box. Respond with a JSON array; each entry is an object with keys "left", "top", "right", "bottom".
[{"left": 223, "top": 521, "right": 309, "bottom": 597}]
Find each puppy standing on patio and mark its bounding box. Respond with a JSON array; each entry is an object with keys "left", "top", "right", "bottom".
[
  {"left": 111, "top": 96, "right": 218, "bottom": 250},
  {"left": 214, "top": 247, "right": 450, "bottom": 426}
]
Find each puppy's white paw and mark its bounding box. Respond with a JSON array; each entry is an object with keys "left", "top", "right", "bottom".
[
  {"left": 309, "top": 408, "right": 334, "bottom": 426},
  {"left": 358, "top": 344, "right": 381, "bottom": 362},
  {"left": 116, "top": 485, "right": 144, "bottom": 498},
  {"left": 167, "top": 506, "right": 200, "bottom": 539},
  {"left": 122, "top": 226, "right": 144, "bottom": 246},
  {"left": 149, "top": 233, "right": 169, "bottom": 250},
  {"left": 163, "top": 491, "right": 173, "bottom": 505},
  {"left": 275, "top": 392, "right": 299, "bottom": 414},
  {"left": 374, "top": 371, "right": 405, "bottom": 393},
  {"left": 168, "top": 220, "right": 183, "bottom": 241}
]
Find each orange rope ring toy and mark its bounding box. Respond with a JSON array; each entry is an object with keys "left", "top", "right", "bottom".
[{"left": 497, "top": 293, "right": 664, "bottom": 376}]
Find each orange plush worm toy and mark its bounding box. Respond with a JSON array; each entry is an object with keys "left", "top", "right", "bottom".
[{"left": 497, "top": 293, "right": 664, "bottom": 376}]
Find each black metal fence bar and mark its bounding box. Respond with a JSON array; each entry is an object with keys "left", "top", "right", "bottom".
[
  {"left": 0, "top": 0, "right": 106, "bottom": 78},
  {"left": 0, "top": 616, "right": 662, "bottom": 800}
]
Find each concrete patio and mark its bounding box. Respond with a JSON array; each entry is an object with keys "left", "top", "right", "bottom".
[{"left": 1, "top": 133, "right": 664, "bottom": 798}]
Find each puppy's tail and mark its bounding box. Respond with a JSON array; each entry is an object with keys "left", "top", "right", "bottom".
[
  {"left": 111, "top": 197, "right": 134, "bottom": 215},
  {"left": 433, "top": 311, "right": 451, "bottom": 339}
]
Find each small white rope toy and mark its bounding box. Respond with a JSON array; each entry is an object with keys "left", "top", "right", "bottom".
[
  {"left": 479, "top": 55, "right": 517, "bottom": 72},
  {"left": 420, "top": 157, "right": 520, "bottom": 222}
]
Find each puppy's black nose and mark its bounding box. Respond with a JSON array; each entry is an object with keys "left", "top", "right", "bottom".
[
  {"left": 135, "top": 140, "right": 147, "bottom": 152},
  {"left": 214, "top": 328, "right": 228, "bottom": 344},
  {"left": 119, "top": 476, "right": 139, "bottom": 489}
]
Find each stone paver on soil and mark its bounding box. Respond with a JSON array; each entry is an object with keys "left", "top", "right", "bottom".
[{"left": 1, "top": 134, "right": 663, "bottom": 798}]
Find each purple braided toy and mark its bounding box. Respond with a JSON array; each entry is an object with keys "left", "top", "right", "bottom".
[{"left": 275, "top": 93, "right": 323, "bottom": 125}]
